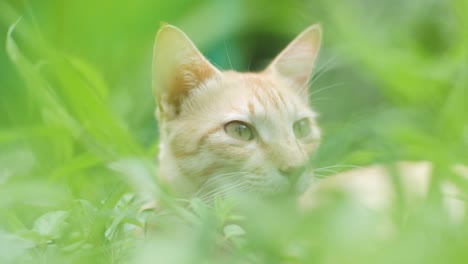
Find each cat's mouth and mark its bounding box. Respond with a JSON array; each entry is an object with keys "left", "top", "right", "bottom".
[{"left": 195, "top": 169, "right": 312, "bottom": 202}]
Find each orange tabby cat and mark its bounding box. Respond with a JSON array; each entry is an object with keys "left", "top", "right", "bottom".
[
  {"left": 151, "top": 25, "right": 466, "bottom": 220},
  {"left": 152, "top": 24, "right": 322, "bottom": 200}
]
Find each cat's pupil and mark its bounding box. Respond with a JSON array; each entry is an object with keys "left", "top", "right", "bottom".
[
  {"left": 224, "top": 121, "right": 254, "bottom": 141},
  {"left": 293, "top": 118, "right": 311, "bottom": 139},
  {"left": 237, "top": 125, "right": 248, "bottom": 136}
]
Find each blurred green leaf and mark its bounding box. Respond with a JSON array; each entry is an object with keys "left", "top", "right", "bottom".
[
  {"left": 223, "top": 224, "right": 245, "bottom": 239},
  {"left": 0, "top": 231, "right": 35, "bottom": 263},
  {"left": 33, "top": 211, "right": 69, "bottom": 239},
  {"left": 0, "top": 0, "right": 467, "bottom": 263}
]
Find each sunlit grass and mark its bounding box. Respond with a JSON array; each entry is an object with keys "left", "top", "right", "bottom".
[{"left": 0, "top": 1, "right": 467, "bottom": 263}]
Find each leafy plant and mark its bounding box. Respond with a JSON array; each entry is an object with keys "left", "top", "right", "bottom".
[{"left": 0, "top": 0, "right": 466, "bottom": 263}]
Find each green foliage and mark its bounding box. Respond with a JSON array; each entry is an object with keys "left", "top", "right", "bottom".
[{"left": 0, "top": 0, "right": 466, "bottom": 263}]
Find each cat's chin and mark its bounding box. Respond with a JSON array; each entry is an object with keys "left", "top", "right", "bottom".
[
  {"left": 240, "top": 177, "right": 311, "bottom": 198},
  {"left": 208, "top": 171, "right": 313, "bottom": 200},
  {"left": 194, "top": 180, "right": 289, "bottom": 203}
]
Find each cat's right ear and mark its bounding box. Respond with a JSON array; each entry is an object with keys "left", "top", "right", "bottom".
[
  {"left": 265, "top": 24, "right": 322, "bottom": 96},
  {"left": 152, "top": 25, "right": 220, "bottom": 119}
]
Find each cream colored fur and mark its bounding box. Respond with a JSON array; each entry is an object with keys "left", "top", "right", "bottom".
[
  {"left": 300, "top": 161, "right": 467, "bottom": 223},
  {"left": 152, "top": 25, "right": 321, "bottom": 199},
  {"left": 151, "top": 25, "right": 466, "bottom": 220}
]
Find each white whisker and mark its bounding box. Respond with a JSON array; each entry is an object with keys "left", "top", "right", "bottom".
[
  {"left": 309, "top": 56, "right": 337, "bottom": 86},
  {"left": 201, "top": 181, "right": 248, "bottom": 203},
  {"left": 308, "top": 83, "right": 345, "bottom": 98},
  {"left": 313, "top": 168, "right": 340, "bottom": 175},
  {"left": 224, "top": 41, "right": 234, "bottom": 70},
  {"left": 199, "top": 179, "right": 245, "bottom": 200},
  {"left": 195, "top": 171, "right": 248, "bottom": 196},
  {"left": 309, "top": 97, "right": 332, "bottom": 103},
  {"left": 314, "top": 164, "right": 364, "bottom": 171}
]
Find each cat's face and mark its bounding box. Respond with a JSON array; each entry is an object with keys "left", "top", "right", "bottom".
[{"left": 152, "top": 25, "right": 322, "bottom": 199}]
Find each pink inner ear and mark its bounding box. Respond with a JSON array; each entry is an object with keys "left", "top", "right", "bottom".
[
  {"left": 267, "top": 25, "right": 322, "bottom": 89},
  {"left": 166, "top": 56, "right": 218, "bottom": 113},
  {"left": 278, "top": 43, "right": 316, "bottom": 80},
  {"left": 153, "top": 25, "right": 220, "bottom": 117},
  {"left": 276, "top": 40, "right": 319, "bottom": 86}
]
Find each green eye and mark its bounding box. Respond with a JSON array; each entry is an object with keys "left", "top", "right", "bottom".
[
  {"left": 293, "top": 118, "right": 311, "bottom": 139},
  {"left": 224, "top": 121, "right": 254, "bottom": 141}
]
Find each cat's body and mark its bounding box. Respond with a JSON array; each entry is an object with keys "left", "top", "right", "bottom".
[
  {"left": 151, "top": 25, "right": 466, "bottom": 219},
  {"left": 300, "top": 161, "right": 467, "bottom": 223}
]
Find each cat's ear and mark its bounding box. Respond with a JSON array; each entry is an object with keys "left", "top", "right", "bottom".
[
  {"left": 265, "top": 24, "right": 322, "bottom": 92},
  {"left": 152, "top": 25, "right": 220, "bottom": 119}
]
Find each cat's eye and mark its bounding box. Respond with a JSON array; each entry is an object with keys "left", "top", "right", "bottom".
[
  {"left": 224, "top": 121, "right": 254, "bottom": 141},
  {"left": 293, "top": 118, "right": 311, "bottom": 139}
]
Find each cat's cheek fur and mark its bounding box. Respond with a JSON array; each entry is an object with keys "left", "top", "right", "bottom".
[
  {"left": 198, "top": 134, "right": 294, "bottom": 195},
  {"left": 153, "top": 24, "right": 323, "bottom": 197}
]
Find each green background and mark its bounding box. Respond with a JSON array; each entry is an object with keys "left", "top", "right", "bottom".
[{"left": 0, "top": 0, "right": 466, "bottom": 263}]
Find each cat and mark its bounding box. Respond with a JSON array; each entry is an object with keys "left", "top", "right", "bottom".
[
  {"left": 300, "top": 161, "right": 467, "bottom": 224},
  {"left": 152, "top": 24, "right": 322, "bottom": 201},
  {"left": 150, "top": 24, "right": 466, "bottom": 221}
]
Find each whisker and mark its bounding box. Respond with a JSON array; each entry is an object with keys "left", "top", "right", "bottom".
[
  {"left": 314, "top": 164, "right": 364, "bottom": 171},
  {"left": 195, "top": 172, "right": 248, "bottom": 196},
  {"left": 310, "top": 164, "right": 366, "bottom": 179},
  {"left": 197, "top": 171, "right": 248, "bottom": 189},
  {"left": 312, "top": 173, "right": 328, "bottom": 179},
  {"left": 295, "top": 57, "right": 339, "bottom": 97},
  {"left": 199, "top": 180, "right": 245, "bottom": 200},
  {"left": 312, "top": 168, "right": 340, "bottom": 175},
  {"left": 247, "top": 55, "right": 253, "bottom": 71},
  {"left": 224, "top": 41, "right": 234, "bottom": 70},
  {"left": 309, "top": 97, "right": 332, "bottom": 104},
  {"left": 309, "top": 56, "right": 338, "bottom": 86},
  {"left": 308, "top": 83, "right": 345, "bottom": 98},
  {"left": 201, "top": 181, "right": 248, "bottom": 203},
  {"left": 222, "top": 183, "right": 251, "bottom": 198},
  {"left": 313, "top": 56, "right": 337, "bottom": 77}
]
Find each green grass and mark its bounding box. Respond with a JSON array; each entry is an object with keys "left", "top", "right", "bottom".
[{"left": 0, "top": 0, "right": 467, "bottom": 263}]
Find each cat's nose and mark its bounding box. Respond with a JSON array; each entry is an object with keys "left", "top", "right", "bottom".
[{"left": 280, "top": 165, "right": 306, "bottom": 180}]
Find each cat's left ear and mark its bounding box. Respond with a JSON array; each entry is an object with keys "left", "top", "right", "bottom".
[{"left": 265, "top": 24, "right": 322, "bottom": 92}]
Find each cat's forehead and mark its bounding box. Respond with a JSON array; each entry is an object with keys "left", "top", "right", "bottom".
[
  {"left": 186, "top": 71, "right": 317, "bottom": 126},
  {"left": 221, "top": 72, "right": 313, "bottom": 116},
  {"left": 207, "top": 72, "right": 317, "bottom": 142}
]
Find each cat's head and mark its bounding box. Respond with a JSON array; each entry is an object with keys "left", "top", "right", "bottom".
[{"left": 152, "top": 24, "right": 322, "bottom": 200}]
